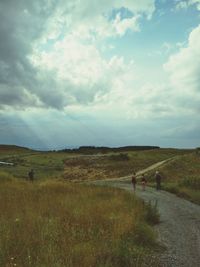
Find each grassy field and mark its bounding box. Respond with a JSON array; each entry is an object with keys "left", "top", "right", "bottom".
[
  {"left": 63, "top": 149, "right": 192, "bottom": 181},
  {"left": 1, "top": 145, "right": 199, "bottom": 266},
  {"left": 0, "top": 174, "right": 160, "bottom": 267},
  {"left": 0, "top": 146, "right": 192, "bottom": 182},
  {"left": 0, "top": 145, "right": 32, "bottom": 155},
  {"left": 147, "top": 152, "right": 200, "bottom": 204},
  {"left": 1, "top": 145, "right": 198, "bottom": 204},
  {"left": 0, "top": 146, "right": 71, "bottom": 180}
]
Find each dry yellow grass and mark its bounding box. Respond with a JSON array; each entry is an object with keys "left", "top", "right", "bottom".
[
  {"left": 0, "top": 174, "right": 159, "bottom": 267},
  {"left": 63, "top": 149, "right": 192, "bottom": 181}
]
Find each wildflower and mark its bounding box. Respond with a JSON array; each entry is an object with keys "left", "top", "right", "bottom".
[{"left": 15, "top": 218, "right": 20, "bottom": 222}]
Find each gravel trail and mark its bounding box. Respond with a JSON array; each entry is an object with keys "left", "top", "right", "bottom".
[
  {"left": 117, "top": 183, "right": 200, "bottom": 267},
  {"left": 93, "top": 159, "right": 200, "bottom": 267}
]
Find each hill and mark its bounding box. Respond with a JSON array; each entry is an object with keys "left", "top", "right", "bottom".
[
  {"left": 63, "top": 148, "right": 193, "bottom": 181},
  {"left": 0, "top": 144, "right": 31, "bottom": 151},
  {"left": 0, "top": 145, "right": 34, "bottom": 157},
  {"left": 147, "top": 152, "right": 200, "bottom": 204},
  {"left": 0, "top": 146, "right": 193, "bottom": 181}
]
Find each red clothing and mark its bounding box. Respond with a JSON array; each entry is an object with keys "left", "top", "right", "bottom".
[{"left": 141, "top": 177, "right": 146, "bottom": 183}]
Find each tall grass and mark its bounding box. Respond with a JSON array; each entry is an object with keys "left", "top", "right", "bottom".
[
  {"left": 179, "top": 176, "right": 200, "bottom": 190},
  {"left": 0, "top": 148, "right": 192, "bottom": 182},
  {"left": 0, "top": 175, "right": 159, "bottom": 267},
  {"left": 63, "top": 149, "right": 191, "bottom": 181},
  {"left": 147, "top": 153, "right": 200, "bottom": 204},
  {"left": 0, "top": 152, "right": 68, "bottom": 180}
]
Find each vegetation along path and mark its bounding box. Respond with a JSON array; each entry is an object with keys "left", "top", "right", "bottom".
[{"left": 93, "top": 160, "right": 200, "bottom": 267}]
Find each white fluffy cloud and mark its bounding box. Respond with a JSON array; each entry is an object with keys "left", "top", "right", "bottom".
[
  {"left": 0, "top": 0, "right": 155, "bottom": 110},
  {"left": 163, "top": 24, "right": 200, "bottom": 118},
  {"left": 175, "top": 0, "right": 200, "bottom": 11},
  {"left": 67, "top": 0, "right": 154, "bottom": 38},
  {"left": 164, "top": 24, "right": 200, "bottom": 93},
  {"left": 41, "top": 0, "right": 155, "bottom": 40},
  {"left": 30, "top": 36, "right": 137, "bottom": 108}
]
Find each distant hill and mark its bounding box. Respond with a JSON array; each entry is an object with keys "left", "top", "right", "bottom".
[
  {"left": 0, "top": 145, "right": 31, "bottom": 151},
  {"left": 60, "top": 145, "right": 160, "bottom": 154}
]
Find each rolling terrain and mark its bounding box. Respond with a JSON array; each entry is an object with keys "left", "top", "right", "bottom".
[
  {"left": 93, "top": 159, "right": 200, "bottom": 267},
  {"left": 0, "top": 145, "right": 199, "bottom": 266}
]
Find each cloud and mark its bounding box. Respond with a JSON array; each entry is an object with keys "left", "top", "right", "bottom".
[
  {"left": 0, "top": 0, "right": 59, "bottom": 109},
  {"left": 65, "top": 0, "right": 155, "bottom": 36},
  {"left": 30, "top": 37, "right": 137, "bottom": 109},
  {"left": 175, "top": 0, "right": 200, "bottom": 11},
  {"left": 0, "top": 84, "right": 41, "bottom": 110},
  {"left": 0, "top": 0, "right": 155, "bottom": 110},
  {"left": 163, "top": 24, "right": 200, "bottom": 118},
  {"left": 112, "top": 13, "right": 140, "bottom": 36},
  {"left": 164, "top": 24, "right": 200, "bottom": 93}
]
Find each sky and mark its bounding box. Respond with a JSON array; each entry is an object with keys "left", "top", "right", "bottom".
[{"left": 0, "top": 0, "right": 200, "bottom": 150}]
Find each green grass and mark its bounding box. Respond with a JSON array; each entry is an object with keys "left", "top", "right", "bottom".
[
  {"left": 1, "top": 146, "right": 198, "bottom": 204},
  {"left": 147, "top": 153, "right": 200, "bottom": 204},
  {"left": 0, "top": 147, "right": 191, "bottom": 182},
  {"left": 0, "top": 152, "right": 73, "bottom": 180},
  {"left": 63, "top": 148, "right": 192, "bottom": 181},
  {"left": 0, "top": 174, "right": 160, "bottom": 267},
  {"left": 0, "top": 145, "right": 33, "bottom": 155}
]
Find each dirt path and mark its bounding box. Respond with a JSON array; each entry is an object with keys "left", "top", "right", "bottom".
[
  {"left": 91, "top": 157, "right": 175, "bottom": 183},
  {"left": 92, "top": 159, "right": 200, "bottom": 267}
]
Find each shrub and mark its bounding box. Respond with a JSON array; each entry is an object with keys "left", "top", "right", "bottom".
[
  {"left": 109, "top": 153, "right": 130, "bottom": 161},
  {"left": 164, "top": 184, "right": 179, "bottom": 194},
  {"left": 179, "top": 176, "right": 200, "bottom": 190}
]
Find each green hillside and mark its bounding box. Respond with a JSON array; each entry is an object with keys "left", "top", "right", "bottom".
[
  {"left": 0, "top": 146, "right": 192, "bottom": 181},
  {"left": 148, "top": 152, "right": 200, "bottom": 204}
]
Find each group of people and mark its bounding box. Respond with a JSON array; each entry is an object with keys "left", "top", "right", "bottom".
[
  {"left": 27, "top": 168, "right": 163, "bottom": 188},
  {"left": 131, "top": 171, "right": 162, "bottom": 191}
]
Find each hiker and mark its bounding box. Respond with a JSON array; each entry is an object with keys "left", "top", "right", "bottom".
[
  {"left": 155, "top": 171, "right": 162, "bottom": 190},
  {"left": 141, "top": 174, "right": 147, "bottom": 191},
  {"left": 131, "top": 172, "right": 137, "bottom": 192},
  {"left": 28, "top": 169, "right": 34, "bottom": 182}
]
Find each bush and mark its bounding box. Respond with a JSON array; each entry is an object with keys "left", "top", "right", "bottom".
[
  {"left": 164, "top": 184, "right": 179, "bottom": 194},
  {"left": 109, "top": 153, "right": 130, "bottom": 161},
  {"left": 179, "top": 176, "right": 200, "bottom": 190}
]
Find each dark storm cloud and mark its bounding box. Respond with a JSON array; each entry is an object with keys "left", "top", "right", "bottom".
[
  {"left": 0, "top": 0, "right": 108, "bottom": 110},
  {"left": 0, "top": 0, "right": 58, "bottom": 62},
  {"left": 0, "top": 0, "right": 64, "bottom": 109},
  {"left": 0, "top": 84, "right": 38, "bottom": 109}
]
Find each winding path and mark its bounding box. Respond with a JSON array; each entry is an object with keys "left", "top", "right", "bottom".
[{"left": 92, "top": 160, "right": 200, "bottom": 267}]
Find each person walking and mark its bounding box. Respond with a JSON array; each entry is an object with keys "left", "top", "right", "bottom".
[
  {"left": 28, "top": 169, "right": 34, "bottom": 182},
  {"left": 155, "top": 171, "right": 162, "bottom": 190},
  {"left": 141, "top": 174, "right": 147, "bottom": 191},
  {"left": 131, "top": 172, "right": 137, "bottom": 192}
]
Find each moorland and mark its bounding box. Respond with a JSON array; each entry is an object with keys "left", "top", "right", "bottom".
[{"left": 0, "top": 144, "right": 199, "bottom": 266}]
